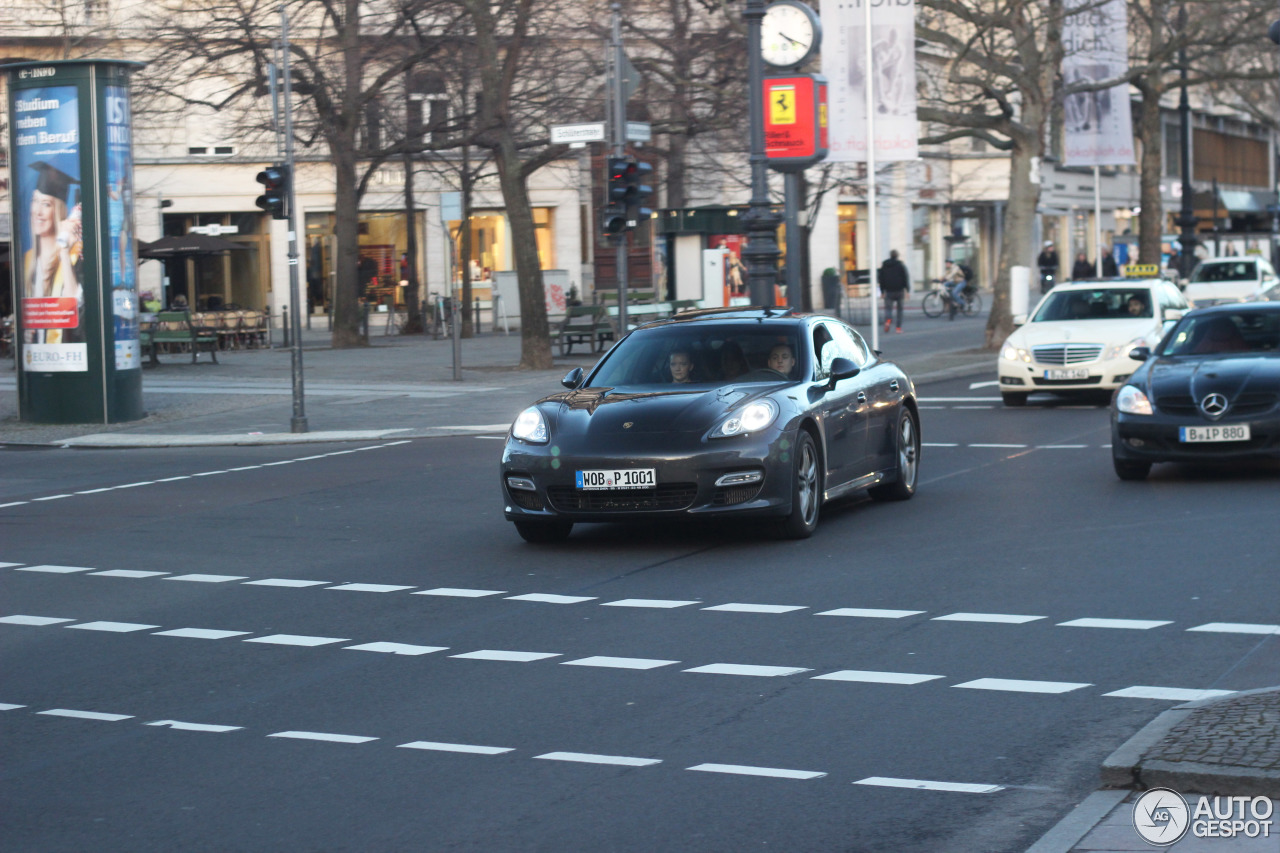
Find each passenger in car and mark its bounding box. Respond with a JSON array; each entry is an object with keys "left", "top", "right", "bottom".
[
  {"left": 669, "top": 349, "right": 695, "bottom": 384},
  {"left": 1127, "top": 295, "right": 1149, "bottom": 316}
]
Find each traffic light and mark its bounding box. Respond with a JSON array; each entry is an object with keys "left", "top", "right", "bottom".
[
  {"left": 601, "top": 203, "right": 628, "bottom": 239},
  {"left": 602, "top": 156, "right": 631, "bottom": 239},
  {"left": 622, "top": 160, "right": 654, "bottom": 228},
  {"left": 255, "top": 164, "right": 290, "bottom": 220}
]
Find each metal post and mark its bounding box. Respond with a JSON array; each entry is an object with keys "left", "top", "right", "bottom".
[
  {"left": 864, "top": 0, "right": 880, "bottom": 350},
  {"left": 785, "top": 172, "right": 802, "bottom": 309},
  {"left": 1094, "top": 166, "right": 1103, "bottom": 277},
  {"left": 743, "top": 0, "right": 782, "bottom": 306},
  {"left": 1175, "top": 4, "right": 1198, "bottom": 280},
  {"left": 611, "top": 3, "right": 629, "bottom": 334},
  {"left": 281, "top": 4, "right": 307, "bottom": 432}
]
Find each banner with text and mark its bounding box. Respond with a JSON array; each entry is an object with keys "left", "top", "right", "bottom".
[
  {"left": 822, "top": 0, "right": 918, "bottom": 162},
  {"left": 1062, "top": 0, "right": 1135, "bottom": 166}
]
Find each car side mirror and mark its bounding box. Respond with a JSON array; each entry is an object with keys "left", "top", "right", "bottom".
[
  {"left": 827, "top": 357, "right": 860, "bottom": 388},
  {"left": 1163, "top": 308, "right": 1185, "bottom": 322},
  {"left": 1012, "top": 313, "right": 1027, "bottom": 327},
  {"left": 561, "top": 367, "right": 583, "bottom": 389},
  {"left": 1129, "top": 346, "right": 1151, "bottom": 362}
]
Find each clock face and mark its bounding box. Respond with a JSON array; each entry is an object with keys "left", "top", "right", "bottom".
[{"left": 761, "top": 1, "right": 818, "bottom": 68}]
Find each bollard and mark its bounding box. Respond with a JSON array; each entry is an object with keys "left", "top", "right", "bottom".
[
  {"left": 361, "top": 302, "right": 370, "bottom": 343},
  {"left": 282, "top": 305, "right": 290, "bottom": 348},
  {"left": 474, "top": 298, "right": 482, "bottom": 335}
]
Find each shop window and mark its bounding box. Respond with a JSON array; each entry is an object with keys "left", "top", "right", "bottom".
[
  {"left": 838, "top": 204, "right": 860, "bottom": 278},
  {"left": 533, "top": 208, "right": 556, "bottom": 268}
]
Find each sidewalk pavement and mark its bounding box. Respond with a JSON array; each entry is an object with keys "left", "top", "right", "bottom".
[
  {"left": 1029, "top": 688, "right": 1280, "bottom": 852},
  {"left": 0, "top": 321, "right": 994, "bottom": 448}
]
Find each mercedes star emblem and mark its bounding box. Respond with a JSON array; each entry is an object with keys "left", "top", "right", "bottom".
[{"left": 1199, "top": 393, "right": 1229, "bottom": 419}]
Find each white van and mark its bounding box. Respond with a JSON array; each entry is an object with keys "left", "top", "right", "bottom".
[{"left": 1184, "top": 257, "right": 1277, "bottom": 306}]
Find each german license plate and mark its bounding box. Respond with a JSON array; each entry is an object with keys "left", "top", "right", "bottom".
[
  {"left": 1179, "top": 424, "right": 1251, "bottom": 443},
  {"left": 575, "top": 468, "right": 656, "bottom": 490},
  {"left": 1045, "top": 368, "right": 1090, "bottom": 380}
]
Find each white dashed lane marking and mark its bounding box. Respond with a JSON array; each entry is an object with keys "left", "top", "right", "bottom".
[
  {"left": 688, "top": 764, "right": 826, "bottom": 780},
  {"left": 854, "top": 776, "right": 1004, "bottom": 794},
  {"left": 0, "top": 703, "right": 28, "bottom": 710},
  {"left": 10, "top": 701, "right": 1011, "bottom": 791},
  {"left": 5, "top": 565, "right": 1273, "bottom": 640},
  {"left": 1102, "top": 686, "right": 1237, "bottom": 702},
  {"left": 536, "top": 752, "right": 662, "bottom": 767},
  {"left": 954, "top": 678, "right": 1092, "bottom": 695},
  {"left": 399, "top": 741, "right": 514, "bottom": 755},
  {"left": 67, "top": 621, "right": 160, "bottom": 633},
  {"left": 0, "top": 612, "right": 1241, "bottom": 702},
  {"left": 268, "top": 731, "right": 378, "bottom": 744}
]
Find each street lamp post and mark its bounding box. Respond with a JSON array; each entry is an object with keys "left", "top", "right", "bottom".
[
  {"left": 742, "top": 0, "right": 782, "bottom": 306},
  {"left": 1174, "top": 5, "right": 1198, "bottom": 280}
]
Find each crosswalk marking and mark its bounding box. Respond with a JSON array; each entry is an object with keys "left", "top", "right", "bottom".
[
  {"left": 702, "top": 603, "right": 806, "bottom": 614},
  {"left": 147, "top": 720, "right": 243, "bottom": 733},
  {"left": 602, "top": 599, "right": 700, "bottom": 609},
  {"left": 91, "top": 570, "right": 169, "bottom": 578},
  {"left": 933, "top": 613, "right": 1045, "bottom": 624},
  {"left": 854, "top": 776, "right": 1003, "bottom": 794},
  {"left": 505, "top": 593, "right": 596, "bottom": 604},
  {"left": 1058, "top": 618, "right": 1173, "bottom": 630},
  {"left": 1187, "top": 622, "right": 1280, "bottom": 635},
  {"left": 67, "top": 621, "right": 160, "bottom": 633},
  {"left": 688, "top": 763, "right": 825, "bottom": 780},
  {"left": 1102, "top": 686, "right": 1236, "bottom": 701},
  {"left": 815, "top": 608, "right": 925, "bottom": 619},
  {"left": 344, "top": 642, "right": 447, "bottom": 655},
  {"left": 39, "top": 708, "right": 133, "bottom": 721},
  {"left": 328, "top": 583, "right": 416, "bottom": 593},
  {"left": 954, "top": 678, "right": 1091, "bottom": 694},
  {"left": 268, "top": 731, "right": 377, "bottom": 744},
  {"left": 0, "top": 615, "right": 75, "bottom": 626},
  {"left": 812, "top": 670, "right": 944, "bottom": 685},
  {"left": 683, "top": 664, "right": 809, "bottom": 677},
  {"left": 561, "top": 656, "right": 680, "bottom": 670},
  {"left": 154, "top": 628, "right": 251, "bottom": 640},
  {"left": 450, "top": 650, "right": 560, "bottom": 662},
  {"left": 535, "top": 752, "right": 662, "bottom": 767},
  {"left": 398, "top": 741, "right": 513, "bottom": 755},
  {"left": 244, "top": 634, "right": 350, "bottom": 647},
  {"left": 415, "top": 587, "right": 506, "bottom": 598}
]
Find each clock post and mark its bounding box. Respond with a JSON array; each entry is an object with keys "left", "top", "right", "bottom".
[{"left": 742, "top": 0, "right": 784, "bottom": 307}]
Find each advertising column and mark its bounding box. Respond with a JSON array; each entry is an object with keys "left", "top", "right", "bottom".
[{"left": 5, "top": 59, "right": 144, "bottom": 423}]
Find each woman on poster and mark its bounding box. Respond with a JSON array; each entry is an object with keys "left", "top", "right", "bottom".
[{"left": 22, "top": 161, "right": 84, "bottom": 344}]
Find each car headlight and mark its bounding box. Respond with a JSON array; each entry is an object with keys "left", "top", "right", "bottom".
[
  {"left": 511, "top": 406, "right": 549, "bottom": 443},
  {"left": 711, "top": 399, "right": 778, "bottom": 438},
  {"left": 1115, "top": 385, "right": 1153, "bottom": 416},
  {"left": 1001, "top": 345, "right": 1031, "bottom": 363},
  {"left": 1105, "top": 337, "right": 1147, "bottom": 361}
]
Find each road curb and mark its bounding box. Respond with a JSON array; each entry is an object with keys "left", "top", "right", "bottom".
[{"left": 1101, "top": 686, "right": 1280, "bottom": 797}]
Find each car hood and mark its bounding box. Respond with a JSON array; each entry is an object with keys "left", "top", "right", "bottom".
[
  {"left": 1008, "top": 318, "right": 1156, "bottom": 348},
  {"left": 545, "top": 385, "right": 772, "bottom": 436},
  {"left": 1144, "top": 354, "right": 1280, "bottom": 400}
]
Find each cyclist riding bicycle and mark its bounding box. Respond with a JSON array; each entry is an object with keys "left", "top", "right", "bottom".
[{"left": 942, "top": 260, "right": 969, "bottom": 317}]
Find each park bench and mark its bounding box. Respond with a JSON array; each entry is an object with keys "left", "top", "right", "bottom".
[
  {"left": 552, "top": 304, "right": 614, "bottom": 355},
  {"left": 140, "top": 310, "right": 219, "bottom": 365}
]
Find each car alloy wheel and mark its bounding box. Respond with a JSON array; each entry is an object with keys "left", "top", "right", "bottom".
[
  {"left": 1112, "top": 457, "right": 1151, "bottom": 481},
  {"left": 870, "top": 408, "right": 920, "bottom": 501},
  {"left": 778, "top": 431, "right": 820, "bottom": 539},
  {"left": 514, "top": 520, "right": 574, "bottom": 543}
]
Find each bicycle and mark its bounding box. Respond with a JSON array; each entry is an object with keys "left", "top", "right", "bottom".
[{"left": 921, "top": 282, "right": 982, "bottom": 318}]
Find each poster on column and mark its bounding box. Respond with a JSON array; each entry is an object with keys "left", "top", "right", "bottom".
[
  {"left": 1062, "top": 0, "right": 1135, "bottom": 166},
  {"left": 14, "top": 85, "right": 87, "bottom": 372},
  {"left": 822, "top": 0, "right": 918, "bottom": 163},
  {"left": 106, "top": 84, "right": 141, "bottom": 370}
]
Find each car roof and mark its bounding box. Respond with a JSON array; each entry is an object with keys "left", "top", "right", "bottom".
[
  {"left": 1195, "top": 256, "right": 1261, "bottom": 265},
  {"left": 1049, "top": 278, "right": 1163, "bottom": 290},
  {"left": 1185, "top": 301, "right": 1280, "bottom": 316},
  {"left": 639, "top": 306, "right": 818, "bottom": 329}
]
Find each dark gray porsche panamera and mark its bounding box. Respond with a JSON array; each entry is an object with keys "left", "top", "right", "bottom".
[
  {"left": 1111, "top": 303, "right": 1280, "bottom": 480},
  {"left": 501, "top": 308, "right": 921, "bottom": 542}
]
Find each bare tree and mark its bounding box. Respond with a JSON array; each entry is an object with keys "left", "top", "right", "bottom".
[{"left": 917, "top": 0, "right": 1066, "bottom": 348}]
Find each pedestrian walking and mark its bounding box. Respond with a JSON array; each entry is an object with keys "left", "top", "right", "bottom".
[
  {"left": 1072, "top": 251, "right": 1095, "bottom": 280},
  {"left": 878, "top": 249, "right": 910, "bottom": 333}
]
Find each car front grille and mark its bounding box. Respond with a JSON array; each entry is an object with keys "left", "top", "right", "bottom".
[
  {"left": 546, "top": 483, "right": 698, "bottom": 512},
  {"left": 1032, "top": 344, "right": 1103, "bottom": 365},
  {"left": 1157, "top": 392, "right": 1278, "bottom": 417},
  {"left": 509, "top": 490, "right": 544, "bottom": 511}
]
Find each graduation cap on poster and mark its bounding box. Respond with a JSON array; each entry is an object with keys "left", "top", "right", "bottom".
[{"left": 29, "top": 160, "right": 80, "bottom": 203}]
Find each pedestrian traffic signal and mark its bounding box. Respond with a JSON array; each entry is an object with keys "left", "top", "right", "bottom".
[{"left": 255, "top": 164, "right": 290, "bottom": 220}]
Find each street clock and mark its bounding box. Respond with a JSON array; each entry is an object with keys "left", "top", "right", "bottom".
[{"left": 761, "top": 0, "right": 821, "bottom": 69}]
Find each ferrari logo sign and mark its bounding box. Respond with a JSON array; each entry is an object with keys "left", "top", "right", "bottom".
[
  {"left": 770, "top": 86, "right": 796, "bottom": 125},
  {"left": 763, "top": 74, "right": 828, "bottom": 172}
]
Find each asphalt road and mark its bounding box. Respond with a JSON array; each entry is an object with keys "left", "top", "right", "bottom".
[{"left": 2, "top": 374, "right": 1278, "bottom": 852}]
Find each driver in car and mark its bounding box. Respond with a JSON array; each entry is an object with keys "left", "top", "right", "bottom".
[
  {"left": 768, "top": 343, "right": 796, "bottom": 378},
  {"left": 669, "top": 349, "right": 695, "bottom": 384}
]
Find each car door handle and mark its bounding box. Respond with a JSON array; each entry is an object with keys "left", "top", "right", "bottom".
[
  {"left": 856, "top": 391, "right": 867, "bottom": 404},
  {"left": 889, "top": 380, "right": 899, "bottom": 392}
]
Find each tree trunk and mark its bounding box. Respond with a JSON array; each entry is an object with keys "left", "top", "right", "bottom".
[
  {"left": 985, "top": 130, "right": 1043, "bottom": 349},
  {"left": 1135, "top": 78, "right": 1166, "bottom": 266},
  {"left": 402, "top": 151, "right": 423, "bottom": 334},
  {"left": 495, "top": 137, "right": 552, "bottom": 369},
  {"left": 461, "top": 142, "right": 474, "bottom": 338},
  {"left": 331, "top": 144, "right": 364, "bottom": 347}
]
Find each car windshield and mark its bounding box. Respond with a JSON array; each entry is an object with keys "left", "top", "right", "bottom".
[
  {"left": 1159, "top": 311, "right": 1280, "bottom": 356},
  {"left": 1032, "top": 288, "right": 1153, "bottom": 321},
  {"left": 588, "top": 323, "right": 804, "bottom": 388},
  {"left": 1190, "top": 261, "right": 1257, "bottom": 283}
]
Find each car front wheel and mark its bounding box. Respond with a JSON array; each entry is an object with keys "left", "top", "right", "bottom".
[
  {"left": 1002, "top": 391, "right": 1028, "bottom": 407},
  {"left": 777, "top": 431, "right": 821, "bottom": 539}
]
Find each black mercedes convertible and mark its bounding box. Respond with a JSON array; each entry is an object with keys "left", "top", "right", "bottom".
[
  {"left": 1111, "top": 303, "right": 1280, "bottom": 479},
  {"left": 501, "top": 308, "right": 921, "bottom": 542}
]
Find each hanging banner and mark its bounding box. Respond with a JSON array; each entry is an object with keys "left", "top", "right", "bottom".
[
  {"left": 1062, "top": 0, "right": 1135, "bottom": 166},
  {"left": 821, "top": 0, "right": 917, "bottom": 162}
]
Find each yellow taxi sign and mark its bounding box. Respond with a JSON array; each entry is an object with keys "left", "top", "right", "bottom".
[{"left": 1122, "top": 263, "right": 1161, "bottom": 278}]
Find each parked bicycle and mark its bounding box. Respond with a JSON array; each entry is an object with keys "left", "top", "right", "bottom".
[
  {"left": 431, "top": 293, "right": 457, "bottom": 339},
  {"left": 921, "top": 281, "right": 982, "bottom": 318}
]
